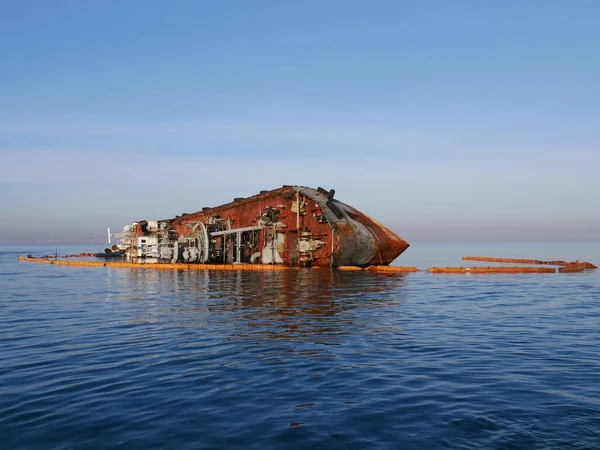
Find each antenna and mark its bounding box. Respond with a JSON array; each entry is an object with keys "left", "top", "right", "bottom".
[{"left": 107, "top": 227, "right": 111, "bottom": 244}]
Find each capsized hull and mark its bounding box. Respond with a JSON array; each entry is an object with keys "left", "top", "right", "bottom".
[{"left": 121, "top": 186, "right": 409, "bottom": 267}]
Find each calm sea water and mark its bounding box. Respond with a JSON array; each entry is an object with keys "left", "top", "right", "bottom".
[{"left": 1, "top": 243, "right": 599, "bottom": 449}]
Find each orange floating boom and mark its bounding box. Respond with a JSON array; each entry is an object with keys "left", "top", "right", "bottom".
[
  {"left": 17, "top": 256, "right": 289, "bottom": 271},
  {"left": 558, "top": 262, "right": 598, "bottom": 273},
  {"left": 462, "top": 256, "right": 568, "bottom": 266},
  {"left": 337, "top": 265, "right": 419, "bottom": 272},
  {"left": 19, "top": 256, "right": 425, "bottom": 273},
  {"left": 427, "top": 266, "right": 556, "bottom": 274},
  {"left": 19, "top": 257, "right": 593, "bottom": 275},
  {"left": 364, "top": 265, "right": 420, "bottom": 273}
]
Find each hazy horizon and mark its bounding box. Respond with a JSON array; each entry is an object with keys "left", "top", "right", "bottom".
[{"left": 1, "top": 2, "right": 598, "bottom": 245}]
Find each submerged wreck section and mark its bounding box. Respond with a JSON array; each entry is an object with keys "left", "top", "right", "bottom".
[{"left": 113, "top": 186, "right": 410, "bottom": 267}]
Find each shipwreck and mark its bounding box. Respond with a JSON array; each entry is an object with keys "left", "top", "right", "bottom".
[{"left": 109, "top": 185, "right": 409, "bottom": 267}]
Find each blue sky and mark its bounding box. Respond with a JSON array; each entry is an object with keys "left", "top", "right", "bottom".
[{"left": 1, "top": 1, "right": 599, "bottom": 244}]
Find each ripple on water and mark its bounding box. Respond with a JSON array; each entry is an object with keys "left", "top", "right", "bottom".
[{"left": 1, "top": 250, "right": 600, "bottom": 449}]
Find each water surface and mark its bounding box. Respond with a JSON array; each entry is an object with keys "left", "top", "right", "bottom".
[{"left": 1, "top": 243, "right": 599, "bottom": 449}]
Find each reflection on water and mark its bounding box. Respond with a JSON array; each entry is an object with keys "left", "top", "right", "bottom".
[
  {"left": 2, "top": 245, "right": 600, "bottom": 450},
  {"left": 118, "top": 268, "right": 408, "bottom": 344}
]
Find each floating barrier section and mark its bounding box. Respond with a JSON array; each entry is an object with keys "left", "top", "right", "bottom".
[
  {"left": 17, "top": 257, "right": 289, "bottom": 271},
  {"left": 337, "top": 265, "right": 420, "bottom": 272},
  {"left": 462, "top": 256, "right": 597, "bottom": 273},
  {"left": 462, "top": 256, "right": 568, "bottom": 266},
  {"left": 427, "top": 266, "right": 556, "bottom": 274},
  {"left": 559, "top": 262, "right": 598, "bottom": 273},
  {"left": 18, "top": 257, "right": 420, "bottom": 273},
  {"left": 364, "top": 265, "right": 420, "bottom": 273},
  {"left": 18, "top": 257, "right": 596, "bottom": 275}
]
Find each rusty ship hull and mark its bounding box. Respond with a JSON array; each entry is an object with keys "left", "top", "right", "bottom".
[{"left": 118, "top": 186, "right": 409, "bottom": 267}]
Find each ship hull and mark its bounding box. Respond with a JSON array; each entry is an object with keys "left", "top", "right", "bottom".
[{"left": 122, "top": 186, "right": 409, "bottom": 267}]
